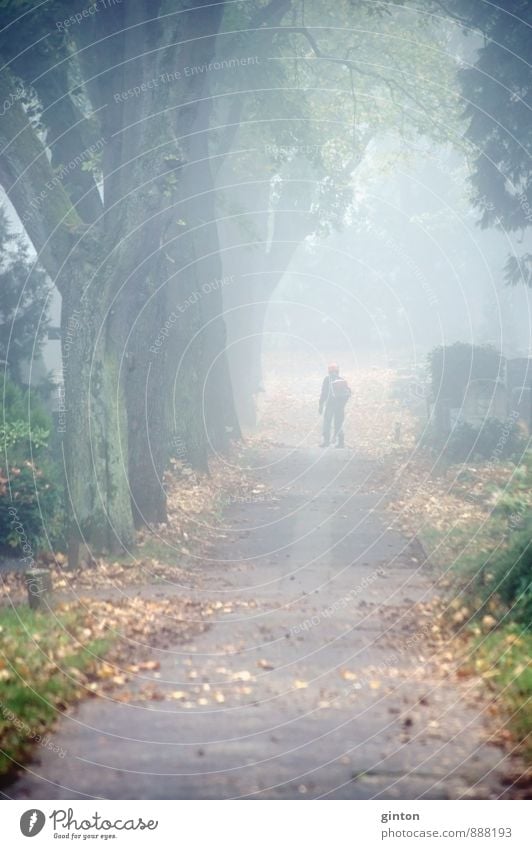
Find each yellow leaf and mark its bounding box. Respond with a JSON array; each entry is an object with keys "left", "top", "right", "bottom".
[
  {"left": 233, "top": 670, "right": 252, "bottom": 681},
  {"left": 98, "top": 664, "right": 115, "bottom": 679},
  {"left": 340, "top": 669, "right": 357, "bottom": 681}
]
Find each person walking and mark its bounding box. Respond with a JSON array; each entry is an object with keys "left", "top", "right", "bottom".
[{"left": 319, "top": 363, "right": 352, "bottom": 448}]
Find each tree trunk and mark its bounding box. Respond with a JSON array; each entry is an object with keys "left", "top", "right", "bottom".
[
  {"left": 124, "top": 275, "right": 171, "bottom": 527},
  {"left": 1, "top": 1, "right": 233, "bottom": 542},
  {"left": 216, "top": 167, "right": 312, "bottom": 426},
  {"left": 226, "top": 292, "right": 270, "bottom": 428},
  {"left": 103, "top": 0, "right": 228, "bottom": 520},
  {"left": 60, "top": 258, "right": 135, "bottom": 552},
  {"left": 179, "top": 102, "right": 241, "bottom": 451}
]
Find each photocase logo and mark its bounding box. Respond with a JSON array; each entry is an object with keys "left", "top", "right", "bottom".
[{"left": 20, "top": 810, "right": 46, "bottom": 837}]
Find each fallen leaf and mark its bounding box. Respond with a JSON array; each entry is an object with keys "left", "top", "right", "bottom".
[
  {"left": 233, "top": 670, "right": 252, "bottom": 681},
  {"left": 139, "top": 660, "right": 161, "bottom": 671},
  {"left": 340, "top": 669, "right": 357, "bottom": 681}
]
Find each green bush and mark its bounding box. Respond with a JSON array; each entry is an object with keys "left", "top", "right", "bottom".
[
  {"left": 0, "top": 380, "right": 65, "bottom": 553},
  {"left": 477, "top": 516, "right": 532, "bottom": 625},
  {"left": 422, "top": 417, "right": 525, "bottom": 464},
  {"left": 1, "top": 461, "right": 64, "bottom": 552},
  {"left": 1, "top": 379, "right": 51, "bottom": 432},
  {"left": 447, "top": 418, "right": 525, "bottom": 463},
  {"left": 491, "top": 455, "right": 532, "bottom": 523},
  {"left": 1, "top": 420, "right": 49, "bottom": 454},
  {"left": 428, "top": 343, "right": 502, "bottom": 406}
]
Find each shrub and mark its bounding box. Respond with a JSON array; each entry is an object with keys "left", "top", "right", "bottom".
[
  {"left": 422, "top": 416, "right": 525, "bottom": 464},
  {"left": 1, "top": 380, "right": 51, "bottom": 433},
  {"left": 477, "top": 515, "right": 532, "bottom": 625},
  {"left": 428, "top": 343, "right": 503, "bottom": 405},
  {"left": 0, "top": 460, "right": 63, "bottom": 551},
  {"left": 447, "top": 417, "right": 524, "bottom": 463},
  {"left": 0, "top": 381, "right": 65, "bottom": 553},
  {"left": 491, "top": 454, "right": 532, "bottom": 524}
]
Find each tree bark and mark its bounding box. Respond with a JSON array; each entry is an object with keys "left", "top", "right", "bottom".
[
  {"left": 116, "top": 0, "right": 233, "bottom": 520},
  {"left": 60, "top": 261, "right": 135, "bottom": 551},
  {"left": 179, "top": 101, "right": 241, "bottom": 451},
  {"left": 0, "top": 64, "right": 135, "bottom": 551},
  {"left": 0, "top": 0, "right": 236, "bottom": 540}
]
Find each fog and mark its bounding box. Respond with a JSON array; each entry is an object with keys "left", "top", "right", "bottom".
[
  {"left": 2, "top": 0, "right": 532, "bottom": 806},
  {"left": 263, "top": 141, "right": 532, "bottom": 363}
]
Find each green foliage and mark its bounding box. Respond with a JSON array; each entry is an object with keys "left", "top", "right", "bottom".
[
  {"left": 448, "top": 1, "right": 532, "bottom": 231},
  {"left": 422, "top": 417, "right": 524, "bottom": 465},
  {"left": 490, "top": 454, "right": 532, "bottom": 524},
  {"left": 471, "top": 626, "right": 532, "bottom": 756},
  {"left": 0, "top": 379, "right": 64, "bottom": 551},
  {"left": 461, "top": 513, "right": 532, "bottom": 628},
  {"left": 505, "top": 253, "right": 532, "bottom": 287},
  {"left": 215, "top": 0, "right": 463, "bottom": 241},
  {"left": 444, "top": 454, "right": 532, "bottom": 626},
  {"left": 441, "top": 1, "right": 532, "bottom": 282},
  {"left": 428, "top": 343, "right": 502, "bottom": 405},
  {"left": 441, "top": 418, "right": 525, "bottom": 464},
  {"left": 490, "top": 522, "right": 532, "bottom": 625},
  {"left": 0, "top": 460, "right": 64, "bottom": 550},
  {"left": 1, "top": 378, "right": 52, "bottom": 452},
  {"left": 0, "top": 420, "right": 49, "bottom": 452}
]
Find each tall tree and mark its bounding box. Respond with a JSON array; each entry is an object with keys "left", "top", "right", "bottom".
[
  {"left": 210, "top": 0, "right": 460, "bottom": 422},
  {"left": 0, "top": 0, "right": 236, "bottom": 548},
  {"left": 435, "top": 1, "right": 532, "bottom": 282}
]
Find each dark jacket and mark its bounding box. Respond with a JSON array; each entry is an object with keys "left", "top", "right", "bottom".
[{"left": 319, "top": 374, "right": 351, "bottom": 412}]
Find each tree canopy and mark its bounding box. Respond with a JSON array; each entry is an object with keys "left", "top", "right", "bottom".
[
  {"left": 439, "top": 1, "right": 532, "bottom": 283},
  {"left": 0, "top": 0, "right": 490, "bottom": 554}
]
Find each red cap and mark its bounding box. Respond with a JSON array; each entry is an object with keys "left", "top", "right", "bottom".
[{"left": 328, "top": 362, "right": 339, "bottom": 373}]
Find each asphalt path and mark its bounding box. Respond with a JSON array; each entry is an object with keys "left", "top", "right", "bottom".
[{"left": 5, "top": 444, "right": 516, "bottom": 799}]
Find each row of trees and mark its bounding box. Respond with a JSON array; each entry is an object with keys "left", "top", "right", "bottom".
[{"left": 0, "top": 0, "right": 521, "bottom": 556}]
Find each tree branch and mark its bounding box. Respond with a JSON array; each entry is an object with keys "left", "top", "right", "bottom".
[
  {"left": 428, "top": 0, "right": 472, "bottom": 29},
  {"left": 0, "top": 65, "right": 81, "bottom": 291},
  {"left": 285, "top": 25, "right": 442, "bottom": 125},
  {"left": 211, "top": 0, "right": 292, "bottom": 179}
]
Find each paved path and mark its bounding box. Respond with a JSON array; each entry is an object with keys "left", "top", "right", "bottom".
[{"left": 4, "top": 445, "right": 514, "bottom": 799}]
